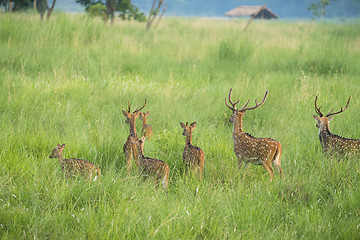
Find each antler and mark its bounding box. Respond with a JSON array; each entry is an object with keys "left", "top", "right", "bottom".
[
  {"left": 225, "top": 88, "right": 240, "bottom": 111},
  {"left": 314, "top": 96, "right": 324, "bottom": 117},
  {"left": 239, "top": 90, "right": 268, "bottom": 112},
  {"left": 134, "top": 99, "right": 147, "bottom": 113},
  {"left": 126, "top": 100, "right": 132, "bottom": 113},
  {"left": 326, "top": 96, "right": 351, "bottom": 117}
]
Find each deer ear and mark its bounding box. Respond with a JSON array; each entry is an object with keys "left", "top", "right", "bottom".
[
  {"left": 313, "top": 115, "right": 320, "bottom": 122},
  {"left": 328, "top": 116, "right": 334, "bottom": 121},
  {"left": 122, "top": 110, "right": 128, "bottom": 117},
  {"left": 180, "top": 122, "right": 186, "bottom": 128},
  {"left": 60, "top": 144, "right": 65, "bottom": 150},
  {"left": 146, "top": 111, "right": 150, "bottom": 115},
  {"left": 190, "top": 122, "right": 197, "bottom": 128}
]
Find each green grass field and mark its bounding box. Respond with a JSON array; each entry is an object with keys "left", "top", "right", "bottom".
[{"left": 1, "top": 13, "right": 360, "bottom": 239}]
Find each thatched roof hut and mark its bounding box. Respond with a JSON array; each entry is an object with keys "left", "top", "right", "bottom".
[{"left": 225, "top": 5, "right": 279, "bottom": 19}]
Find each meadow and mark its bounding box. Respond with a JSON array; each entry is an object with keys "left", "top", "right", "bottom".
[{"left": 1, "top": 13, "right": 360, "bottom": 239}]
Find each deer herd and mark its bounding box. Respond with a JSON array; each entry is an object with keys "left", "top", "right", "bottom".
[{"left": 49, "top": 88, "right": 360, "bottom": 189}]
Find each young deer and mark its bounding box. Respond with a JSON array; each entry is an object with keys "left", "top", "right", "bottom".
[
  {"left": 49, "top": 144, "right": 101, "bottom": 181},
  {"left": 225, "top": 88, "right": 283, "bottom": 182},
  {"left": 313, "top": 96, "right": 360, "bottom": 157},
  {"left": 180, "top": 122, "right": 205, "bottom": 181},
  {"left": 122, "top": 100, "right": 146, "bottom": 176},
  {"left": 139, "top": 111, "right": 153, "bottom": 139},
  {"left": 131, "top": 136, "right": 169, "bottom": 190}
]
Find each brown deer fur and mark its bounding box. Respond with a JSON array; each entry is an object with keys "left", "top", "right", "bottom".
[
  {"left": 49, "top": 144, "right": 101, "bottom": 181},
  {"left": 139, "top": 111, "right": 153, "bottom": 139},
  {"left": 180, "top": 122, "right": 205, "bottom": 181},
  {"left": 122, "top": 100, "right": 146, "bottom": 176},
  {"left": 131, "top": 136, "right": 169, "bottom": 190},
  {"left": 313, "top": 96, "right": 360, "bottom": 157},
  {"left": 225, "top": 89, "right": 283, "bottom": 181}
]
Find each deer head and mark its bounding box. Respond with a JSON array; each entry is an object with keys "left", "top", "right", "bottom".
[
  {"left": 49, "top": 144, "right": 65, "bottom": 159},
  {"left": 122, "top": 99, "right": 147, "bottom": 124},
  {"left": 139, "top": 111, "right": 150, "bottom": 121},
  {"left": 180, "top": 121, "right": 197, "bottom": 137},
  {"left": 313, "top": 96, "right": 351, "bottom": 129},
  {"left": 225, "top": 88, "right": 268, "bottom": 123}
]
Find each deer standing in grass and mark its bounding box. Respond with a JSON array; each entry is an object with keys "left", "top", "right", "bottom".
[
  {"left": 139, "top": 111, "right": 153, "bottom": 139},
  {"left": 225, "top": 88, "right": 283, "bottom": 181},
  {"left": 180, "top": 122, "right": 205, "bottom": 181},
  {"left": 313, "top": 96, "right": 360, "bottom": 157},
  {"left": 131, "top": 136, "right": 169, "bottom": 190},
  {"left": 49, "top": 144, "right": 101, "bottom": 181},
  {"left": 122, "top": 100, "right": 146, "bottom": 176}
]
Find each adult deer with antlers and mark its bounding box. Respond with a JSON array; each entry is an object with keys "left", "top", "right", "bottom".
[
  {"left": 122, "top": 100, "right": 146, "bottom": 176},
  {"left": 313, "top": 96, "right": 360, "bottom": 157},
  {"left": 225, "top": 88, "right": 283, "bottom": 181}
]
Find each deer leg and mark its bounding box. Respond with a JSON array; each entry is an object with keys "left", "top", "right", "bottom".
[
  {"left": 273, "top": 143, "right": 283, "bottom": 176},
  {"left": 126, "top": 151, "right": 132, "bottom": 176},
  {"left": 237, "top": 155, "right": 243, "bottom": 170},
  {"left": 262, "top": 161, "right": 274, "bottom": 182}
]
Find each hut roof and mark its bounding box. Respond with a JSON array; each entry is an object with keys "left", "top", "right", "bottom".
[{"left": 225, "top": 5, "right": 279, "bottom": 19}]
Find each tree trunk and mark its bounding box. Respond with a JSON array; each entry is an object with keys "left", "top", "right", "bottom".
[{"left": 46, "top": 0, "right": 57, "bottom": 20}]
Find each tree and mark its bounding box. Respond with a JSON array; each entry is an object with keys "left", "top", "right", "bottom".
[
  {"left": 86, "top": 2, "right": 107, "bottom": 19},
  {"left": 1, "top": 0, "right": 32, "bottom": 12},
  {"left": 76, "top": 0, "right": 145, "bottom": 24},
  {"left": 36, "top": 0, "right": 57, "bottom": 20},
  {"left": 146, "top": 0, "right": 166, "bottom": 31},
  {"left": 117, "top": 0, "right": 145, "bottom": 22},
  {"left": 308, "top": 0, "right": 334, "bottom": 20}
]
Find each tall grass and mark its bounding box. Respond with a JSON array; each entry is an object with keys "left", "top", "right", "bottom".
[{"left": 1, "top": 13, "right": 360, "bottom": 239}]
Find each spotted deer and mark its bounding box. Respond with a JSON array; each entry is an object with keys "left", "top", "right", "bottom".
[
  {"left": 131, "top": 136, "right": 169, "bottom": 190},
  {"left": 180, "top": 122, "right": 205, "bottom": 181},
  {"left": 122, "top": 100, "right": 146, "bottom": 176},
  {"left": 225, "top": 88, "right": 283, "bottom": 181},
  {"left": 49, "top": 144, "right": 101, "bottom": 181},
  {"left": 313, "top": 96, "right": 360, "bottom": 157},
  {"left": 139, "top": 111, "right": 153, "bottom": 139}
]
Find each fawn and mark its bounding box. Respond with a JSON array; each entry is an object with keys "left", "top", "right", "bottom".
[
  {"left": 225, "top": 88, "right": 283, "bottom": 181},
  {"left": 180, "top": 122, "right": 205, "bottom": 181},
  {"left": 49, "top": 144, "right": 101, "bottom": 181},
  {"left": 131, "top": 136, "right": 169, "bottom": 190},
  {"left": 313, "top": 96, "right": 360, "bottom": 157},
  {"left": 139, "top": 111, "right": 153, "bottom": 139},
  {"left": 122, "top": 100, "right": 146, "bottom": 176}
]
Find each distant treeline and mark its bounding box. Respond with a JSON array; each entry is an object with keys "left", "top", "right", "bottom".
[{"left": 131, "top": 0, "right": 360, "bottom": 18}]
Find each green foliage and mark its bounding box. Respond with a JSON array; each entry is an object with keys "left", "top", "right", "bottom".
[
  {"left": 1, "top": 13, "right": 360, "bottom": 239},
  {"left": 308, "top": 0, "right": 333, "bottom": 19},
  {"left": 86, "top": 2, "right": 107, "bottom": 19},
  {"left": 118, "top": 1, "right": 146, "bottom": 22},
  {"left": 77, "top": 0, "right": 146, "bottom": 22}
]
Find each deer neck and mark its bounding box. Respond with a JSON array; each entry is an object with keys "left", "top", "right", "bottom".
[
  {"left": 129, "top": 118, "right": 137, "bottom": 137},
  {"left": 135, "top": 146, "right": 145, "bottom": 164},
  {"left": 233, "top": 116, "right": 244, "bottom": 136},
  {"left": 319, "top": 122, "right": 332, "bottom": 146},
  {"left": 141, "top": 117, "right": 147, "bottom": 127},
  {"left": 185, "top": 133, "right": 193, "bottom": 146},
  {"left": 57, "top": 153, "right": 66, "bottom": 166}
]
